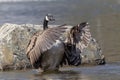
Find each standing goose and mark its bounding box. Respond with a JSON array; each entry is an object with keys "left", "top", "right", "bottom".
[{"left": 26, "top": 14, "right": 67, "bottom": 71}]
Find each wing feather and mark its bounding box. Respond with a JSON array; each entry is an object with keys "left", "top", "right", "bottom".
[
  {"left": 26, "top": 24, "right": 67, "bottom": 67},
  {"left": 77, "top": 22, "right": 92, "bottom": 52},
  {"left": 62, "top": 22, "right": 92, "bottom": 66},
  {"left": 67, "top": 22, "right": 92, "bottom": 52}
]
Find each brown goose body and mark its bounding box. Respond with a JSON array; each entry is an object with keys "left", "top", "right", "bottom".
[
  {"left": 26, "top": 15, "right": 92, "bottom": 72},
  {"left": 40, "top": 40, "right": 64, "bottom": 71},
  {"left": 26, "top": 25, "right": 67, "bottom": 71}
]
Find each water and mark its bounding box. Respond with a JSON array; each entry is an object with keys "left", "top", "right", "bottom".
[
  {"left": 0, "top": 0, "right": 119, "bottom": 25},
  {"left": 0, "top": 0, "right": 120, "bottom": 79},
  {"left": 0, "top": 1, "right": 120, "bottom": 60},
  {"left": 0, "top": 63, "right": 120, "bottom": 80}
]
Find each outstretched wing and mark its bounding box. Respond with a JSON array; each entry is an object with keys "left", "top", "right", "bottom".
[
  {"left": 77, "top": 22, "right": 92, "bottom": 52},
  {"left": 26, "top": 24, "right": 67, "bottom": 67},
  {"left": 63, "top": 22, "right": 92, "bottom": 66}
]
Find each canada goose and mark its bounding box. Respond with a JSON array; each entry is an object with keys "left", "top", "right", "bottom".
[
  {"left": 26, "top": 14, "right": 67, "bottom": 72},
  {"left": 43, "top": 14, "right": 55, "bottom": 30},
  {"left": 26, "top": 14, "right": 92, "bottom": 72}
]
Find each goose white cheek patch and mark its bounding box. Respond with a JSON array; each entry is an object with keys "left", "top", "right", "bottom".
[{"left": 45, "top": 16, "right": 49, "bottom": 21}]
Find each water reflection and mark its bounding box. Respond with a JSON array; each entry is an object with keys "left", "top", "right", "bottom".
[
  {"left": 30, "top": 63, "right": 120, "bottom": 80},
  {"left": 32, "top": 71, "right": 82, "bottom": 80},
  {"left": 0, "top": 63, "right": 120, "bottom": 80}
]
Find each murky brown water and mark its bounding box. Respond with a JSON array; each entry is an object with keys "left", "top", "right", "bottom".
[{"left": 0, "top": 63, "right": 120, "bottom": 80}]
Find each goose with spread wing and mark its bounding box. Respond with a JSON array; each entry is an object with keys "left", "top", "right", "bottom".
[
  {"left": 26, "top": 14, "right": 92, "bottom": 72},
  {"left": 26, "top": 14, "right": 68, "bottom": 71}
]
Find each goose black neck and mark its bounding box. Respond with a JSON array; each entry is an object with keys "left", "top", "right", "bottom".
[{"left": 43, "top": 19, "right": 48, "bottom": 30}]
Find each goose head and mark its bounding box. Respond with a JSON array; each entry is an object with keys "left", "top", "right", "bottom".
[{"left": 43, "top": 14, "right": 55, "bottom": 30}]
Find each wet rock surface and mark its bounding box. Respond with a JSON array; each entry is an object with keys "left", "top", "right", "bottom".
[
  {"left": 0, "top": 23, "right": 40, "bottom": 70},
  {"left": 80, "top": 38, "right": 105, "bottom": 65},
  {"left": 0, "top": 23, "right": 105, "bottom": 71}
]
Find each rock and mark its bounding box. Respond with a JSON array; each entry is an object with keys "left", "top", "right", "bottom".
[
  {"left": 0, "top": 23, "right": 40, "bottom": 70},
  {"left": 81, "top": 38, "right": 105, "bottom": 65},
  {"left": 0, "top": 23, "right": 105, "bottom": 71}
]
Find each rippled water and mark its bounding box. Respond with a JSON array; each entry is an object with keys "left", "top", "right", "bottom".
[
  {"left": 0, "top": 63, "right": 120, "bottom": 80},
  {"left": 0, "top": 0, "right": 120, "bottom": 80},
  {"left": 0, "top": 0, "right": 119, "bottom": 25}
]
